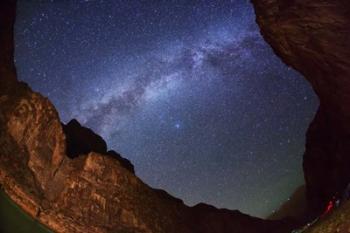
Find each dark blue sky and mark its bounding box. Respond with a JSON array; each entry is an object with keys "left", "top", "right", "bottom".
[{"left": 15, "top": 0, "right": 318, "bottom": 217}]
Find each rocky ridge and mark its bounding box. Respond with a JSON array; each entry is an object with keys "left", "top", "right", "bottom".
[{"left": 251, "top": 0, "right": 350, "bottom": 215}]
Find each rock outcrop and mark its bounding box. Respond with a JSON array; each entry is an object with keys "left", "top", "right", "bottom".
[
  {"left": 304, "top": 200, "right": 350, "bottom": 233},
  {"left": 0, "top": 1, "right": 296, "bottom": 232},
  {"left": 62, "top": 119, "right": 134, "bottom": 173},
  {"left": 0, "top": 81, "right": 295, "bottom": 233},
  {"left": 251, "top": 0, "right": 350, "bottom": 214}
]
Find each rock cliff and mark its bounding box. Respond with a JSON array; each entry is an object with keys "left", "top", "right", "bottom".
[
  {"left": 0, "top": 1, "right": 296, "bottom": 232},
  {"left": 0, "top": 79, "right": 295, "bottom": 233},
  {"left": 251, "top": 0, "right": 350, "bottom": 214}
]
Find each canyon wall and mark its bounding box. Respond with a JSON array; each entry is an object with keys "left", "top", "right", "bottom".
[{"left": 251, "top": 0, "right": 350, "bottom": 214}]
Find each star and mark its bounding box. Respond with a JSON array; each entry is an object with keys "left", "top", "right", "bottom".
[{"left": 175, "top": 123, "right": 181, "bottom": 129}]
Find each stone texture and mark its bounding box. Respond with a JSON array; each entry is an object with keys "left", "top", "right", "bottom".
[
  {"left": 251, "top": 0, "right": 350, "bottom": 214},
  {"left": 0, "top": 77, "right": 296, "bottom": 233},
  {"left": 303, "top": 200, "right": 350, "bottom": 233},
  {"left": 0, "top": 1, "right": 296, "bottom": 232},
  {"left": 0, "top": 75, "right": 296, "bottom": 233}
]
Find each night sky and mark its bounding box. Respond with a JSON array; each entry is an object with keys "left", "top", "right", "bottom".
[{"left": 14, "top": 0, "right": 318, "bottom": 217}]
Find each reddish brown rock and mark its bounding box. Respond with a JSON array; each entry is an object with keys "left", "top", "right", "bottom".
[
  {"left": 0, "top": 64, "right": 295, "bottom": 233},
  {"left": 0, "top": 72, "right": 295, "bottom": 233},
  {"left": 251, "top": 0, "right": 350, "bottom": 214},
  {"left": 303, "top": 200, "right": 350, "bottom": 233}
]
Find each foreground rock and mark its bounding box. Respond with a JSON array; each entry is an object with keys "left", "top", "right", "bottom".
[
  {"left": 0, "top": 81, "right": 296, "bottom": 233},
  {"left": 304, "top": 200, "right": 350, "bottom": 233},
  {"left": 0, "top": 1, "right": 296, "bottom": 232},
  {"left": 251, "top": 0, "right": 350, "bottom": 215}
]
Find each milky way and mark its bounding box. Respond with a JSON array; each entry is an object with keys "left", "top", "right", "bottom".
[{"left": 15, "top": 0, "right": 318, "bottom": 217}]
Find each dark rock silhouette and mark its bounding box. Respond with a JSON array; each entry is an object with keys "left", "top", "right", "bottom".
[
  {"left": 0, "top": 0, "right": 17, "bottom": 82},
  {"left": 62, "top": 119, "right": 134, "bottom": 173},
  {"left": 106, "top": 150, "right": 135, "bottom": 174},
  {"left": 186, "top": 203, "right": 299, "bottom": 233},
  {"left": 251, "top": 0, "right": 350, "bottom": 216},
  {"left": 63, "top": 119, "right": 108, "bottom": 158}
]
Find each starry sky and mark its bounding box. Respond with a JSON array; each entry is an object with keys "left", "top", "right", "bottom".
[{"left": 14, "top": 0, "right": 318, "bottom": 217}]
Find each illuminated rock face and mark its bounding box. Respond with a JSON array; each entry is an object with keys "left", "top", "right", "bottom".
[
  {"left": 0, "top": 1, "right": 296, "bottom": 233},
  {"left": 251, "top": 0, "right": 350, "bottom": 213},
  {"left": 0, "top": 56, "right": 295, "bottom": 233}
]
